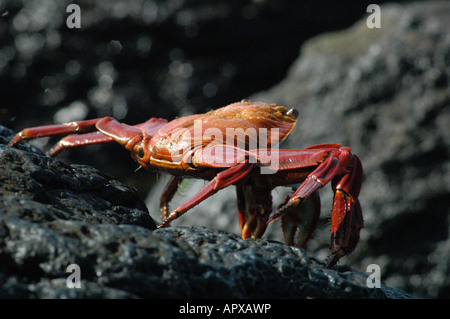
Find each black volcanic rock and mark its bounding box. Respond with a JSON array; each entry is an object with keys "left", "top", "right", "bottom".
[{"left": 0, "top": 126, "right": 412, "bottom": 298}]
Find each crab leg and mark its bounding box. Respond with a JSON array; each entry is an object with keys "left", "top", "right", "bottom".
[
  {"left": 50, "top": 117, "right": 168, "bottom": 154},
  {"left": 236, "top": 185, "right": 273, "bottom": 239},
  {"left": 267, "top": 154, "right": 340, "bottom": 223},
  {"left": 8, "top": 117, "right": 145, "bottom": 154},
  {"left": 326, "top": 155, "right": 363, "bottom": 267},
  {"left": 8, "top": 119, "right": 103, "bottom": 146},
  {"left": 158, "top": 144, "right": 257, "bottom": 228},
  {"left": 48, "top": 132, "right": 114, "bottom": 156},
  {"left": 160, "top": 176, "right": 182, "bottom": 220},
  {"left": 280, "top": 190, "right": 321, "bottom": 248},
  {"left": 157, "top": 159, "right": 256, "bottom": 228}
]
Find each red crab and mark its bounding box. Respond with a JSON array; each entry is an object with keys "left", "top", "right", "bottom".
[{"left": 9, "top": 100, "right": 363, "bottom": 267}]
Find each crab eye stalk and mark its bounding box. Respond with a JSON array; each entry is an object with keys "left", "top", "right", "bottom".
[{"left": 286, "top": 108, "right": 298, "bottom": 119}]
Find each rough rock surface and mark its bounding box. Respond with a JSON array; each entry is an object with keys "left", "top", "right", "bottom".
[
  {"left": 0, "top": 126, "right": 411, "bottom": 298},
  {"left": 146, "top": 1, "right": 450, "bottom": 298}
]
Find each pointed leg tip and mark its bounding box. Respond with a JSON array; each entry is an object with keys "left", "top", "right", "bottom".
[
  {"left": 156, "top": 222, "right": 169, "bottom": 229},
  {"left": 325, "top": 250, "right": 347, "bottom": 268},
  {"left": 8, "top": 134, "right": 22, "bottom": 147},
  {"left": 156, "top": 220, "right": 171, "bottom": 229},
  {"left": 266, "top": 211, "right": 282, "bottom": 225},
  {"left": 157, "top": 209, "right": 181, "bottom": 229},
  {"left": 47, "top": 147, "right": 61, "bottom": 157},
  {"left": 325, "top": 255, "right": 339, "bottom": 269},
  {"left": 267, "top": 207, "right": 288, "bottom": 225},
  {"left": 267, "top": 198, "right": 302, "bottom": 225}
]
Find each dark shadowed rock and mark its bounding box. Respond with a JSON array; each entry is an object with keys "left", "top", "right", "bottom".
[
  {"left": 0, "top": 126, "right": 412, "bottom": 298},
  {"left": 0, "top": 127, "right": 154, "bottom": 229}
]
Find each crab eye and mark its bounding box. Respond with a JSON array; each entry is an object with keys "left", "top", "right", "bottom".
[
  {"left": 138, "top": 146, "right": 145, "bottom": 158},
  {"left": 286, "top": 108, "right": 299, "bottom": 119}
]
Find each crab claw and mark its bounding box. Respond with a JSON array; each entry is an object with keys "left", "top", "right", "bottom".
[
  {"left": 325, "top": 155, "right": 363, "bottom": 267},
  {"left": 236, "top": 186, "right": 272, "bottom": 239},
  {"left": 280, "top": 191, "right": 321, "bottom": 248}
]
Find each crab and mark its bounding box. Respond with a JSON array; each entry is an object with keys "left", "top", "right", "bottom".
[{"left": 8, "top": 100, "right": 363, "bottom": 267}]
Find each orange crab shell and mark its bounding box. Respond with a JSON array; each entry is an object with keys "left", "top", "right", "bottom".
[{"left": 143, "top": 101, "right": 299, "bottom": 169}]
